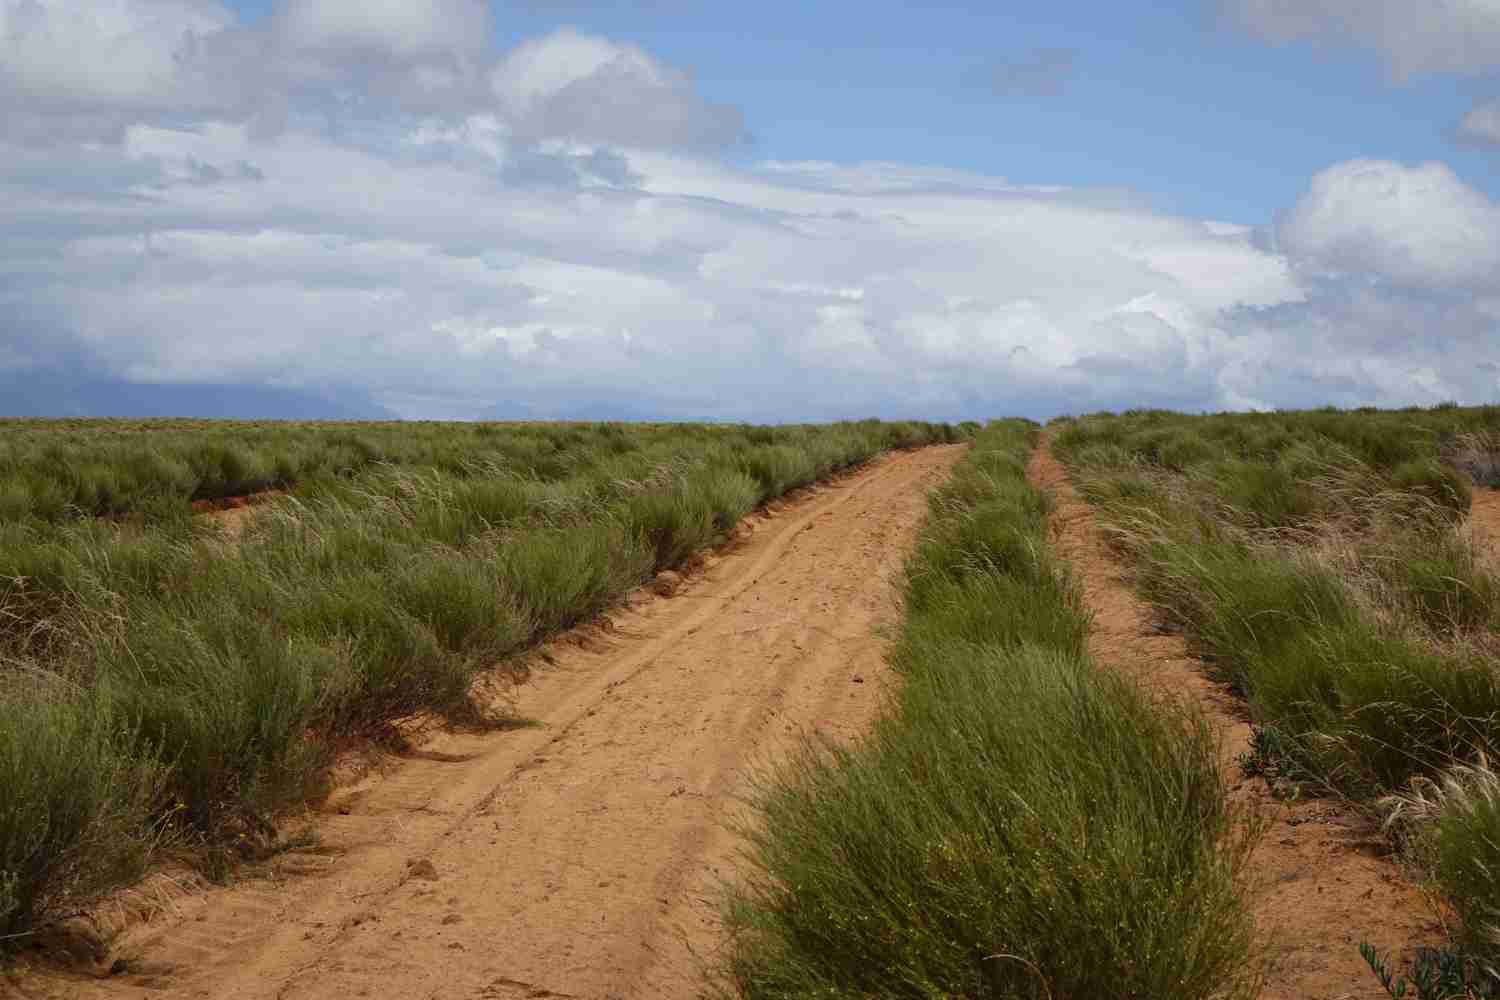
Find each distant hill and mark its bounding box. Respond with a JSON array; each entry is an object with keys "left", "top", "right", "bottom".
[{"left": 0, "top": 372, "right": 398, "bottom": 420}]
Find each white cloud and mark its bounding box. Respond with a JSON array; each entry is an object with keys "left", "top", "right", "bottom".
[
  {"left": 275, "top": 0, "right": 489, "bottom": 56},
  {"left": 490, "top": 28, "right": 745, "bottom": 149},
  {"left": 0, "top": 0, "right": 257, "bottom": 143},
  {"left": 5, "top": 121, "right": 1497, "bottom": 418},
  {"left": 1458, "top": 98, "right": 1500, "bottom": 147},
  {"left": 0, "top": 0, "right": 234, "bottom": 103},
  {"left": 1220, "top": 0, "right": 1500, "bottom": 77},
  {"left": 1, "top": 9, "right": 1497, "bottom": 418},
  {"left": 1, "top": 8, "right": 739, "bottom": 150},
  {"left": 1277, "top": 159, "right": 1500, "bottom": 289}
]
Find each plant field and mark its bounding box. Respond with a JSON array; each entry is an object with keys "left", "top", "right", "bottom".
[
  {"left": 1054, "top": 404, "right": 1500, "bottom": 991},
  {"left": 0, "top": 418, "right": 963, "bottom": 945},
  {"left": 10, "top": 404, "right": 1500, "bottom": 1000},
  {"left": 721, "top": 421, "right": 1259, "bottom": 999},
  {"left": 0, "top": 419, "right": 957, "bottom": 523}
]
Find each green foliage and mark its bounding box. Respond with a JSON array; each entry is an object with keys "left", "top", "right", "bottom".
[
  {"left": 1361, "top": 942, "right": 1498, "bottom": 999},
  {"left": 1071, "top": 476, "right": 1500, "bottom": 791},
  {"left": 0, "top": 679, "right": 163, "bottom": 942},
  {"left": 1390, "top": 459, "right": 1473, "bottom": 518},
  {"left": 721, "top": 420, "right": 1258, "bottom": 999},
  {"left": 1370, "top": 529, "right": 1500, "bottom": 635},
  {"left": 1053, "top": 403, "right": 1500, "bottom": 528},
  {"left": 0, "top": 418, "right": 954, "bottom": 950},
  {"left": 1057, "top": 404, "right": 1500, "bottom": 969},
  {"left": 1387, "top": 762, "right": 1500, "bottom": 980}
]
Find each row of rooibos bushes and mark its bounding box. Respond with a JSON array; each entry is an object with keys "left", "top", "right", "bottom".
[
  {"left": 1056, "top": 406, "right": 1500, "bottom": 989},
  {"left": 1, "top": 419, "right": 969, "bottom": 948},
  {"left": 720, "top": 420, "right": 1259, "bottom": 999}
]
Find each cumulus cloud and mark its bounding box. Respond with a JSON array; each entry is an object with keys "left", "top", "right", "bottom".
[
  {"left": 0, "top": 0, "right": 255, "bottom": 141},
  {"left": 979, "top": 48, "right": 1077, "bottom": 98},
  {"left": 490, "top": 29, "right": 745, "bottom": 150},
  {"left": 1219, "top": 0, "right": 1500, "bottom": 77},
  {"left": 0, "top": 0, "right": 235, "bottom": 103},
  {"left": 1, "top": 5, "right": 1497, "bottom": 418},
  {"left": 275, "top": 0, "right": 490, "bottom": 57},
  {"left": 8, "top": 104, "right": 1477, "bottom": 421},
  {"left": 1277, "top": 159, "right": 1500, "bottom": 289},
  {"left": 0, "top": 4, "right": 733, "bottom": 149}
]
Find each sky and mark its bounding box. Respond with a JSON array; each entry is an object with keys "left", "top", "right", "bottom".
[{"left": 2, "top": 1, "right": 1499, "bottom": 421}]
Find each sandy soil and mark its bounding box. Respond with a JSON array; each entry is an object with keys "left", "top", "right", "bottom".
[
  {"left": 1028, "top": 435, "right": 1443, "bottom": 1000},
  {"left": 28, "top": 445, "right": 962, "bottom": 1000},
  {"left": 193, "top": 492, "right": 285, "bottom": 542},
  {"left": 1468, "top": 485, "right": 1500, "bottom": 548}
]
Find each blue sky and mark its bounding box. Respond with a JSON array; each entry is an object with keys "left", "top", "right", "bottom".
[
  {"left": 2, "top": 1, "right": 1499, "bottom": 419},
  {"left": 506, "top": 0, "right": 1500, "bottom": 222},
  {"left": 221, "top": 0, "right": 1500, "bottom": 223}
]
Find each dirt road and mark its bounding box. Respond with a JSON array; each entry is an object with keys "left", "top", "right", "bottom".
[
  {"left": 51, "top": 445, "right": 962, "bottom": 1000},
  {"left": 1029, "top": 436, "right": 1441, "bottom": 1000}
]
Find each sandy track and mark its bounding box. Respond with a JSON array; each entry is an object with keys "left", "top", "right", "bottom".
[
  {"left": 1029, "top": 436, "right": 1441, "bottom": 1000},
  {"left": 1469, "top": 485, "right": 1500, "bottom": 547},
  {"left": 48, "top": 445, "right": 963, "bottom": 1000}
]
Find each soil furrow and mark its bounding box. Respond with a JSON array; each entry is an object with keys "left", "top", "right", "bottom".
[
  {"left": 35, "top": 444, "right": 962, "bottom": 1000},
  {"left": 1028, "top": 434, "right": 1441, "bottom": 1000}
]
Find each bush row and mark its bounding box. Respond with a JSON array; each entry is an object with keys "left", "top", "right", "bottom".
[
  {"left": 0, "top": 420, "right": 963, "bottom": 947},
  {"left": 0, "top": 419, "right": 982, "bottom": 523},
  {"left": 1055, "top": 407, "right": 1500, "bottom": 977},
  {"left": 721, "top": 420, "right": 1257, "bottom": 999},
  {"left": 1051, "top": 404, "right": 1500, "bottom": 527}
]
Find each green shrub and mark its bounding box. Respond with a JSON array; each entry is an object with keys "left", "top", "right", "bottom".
[
  {"left": 0, "top": 418, "right": 953, "bottom": 948},
  {"left": 723, "top": 420, "right": 1257, "bottom": 999},
  {"left": 0, "top": 679, "right": 162, "bottom": 941},
  {"left": 392, "top": 552, "right": 529, "bottom": 660},
  {"left": 1062, "top": 409, "right": 1500, "bottom": 795},
  {"left": 620, "top": 488, "right": 717, "bottom": 572},
  {"left": 1390, "top": 458, "right": 1472, "bottom": 517},
  {"left": 1211, "top": 459, "right": 1319, "bottom": 527},
  {"left": 103, "top": 605, "right": 331, "bottom": 829},
  {"left": 1371, "top": 529, "right": 1500, "bottom": 634},
  {"left": 498, "top": 524, "right": 652, "bottom": 637},
  {"left": 740, "top": 445, "right": 817, "bottom": 499}
]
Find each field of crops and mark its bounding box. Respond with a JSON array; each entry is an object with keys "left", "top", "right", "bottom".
[
  {"left": 10, "top": 404, "right": 1500, "bottom": 998},
  {"left": 0, "top": 418, "right": 965, "bottom": 943},
  {"left": 715, "top": 404, "right": 1500, "bottom": 997},
  {"left": 722, "top": 421, "right": 1259, "bottom": 998},
  {"left": 1054, "top": 404, "right": 1500, "bottom": 990}
]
